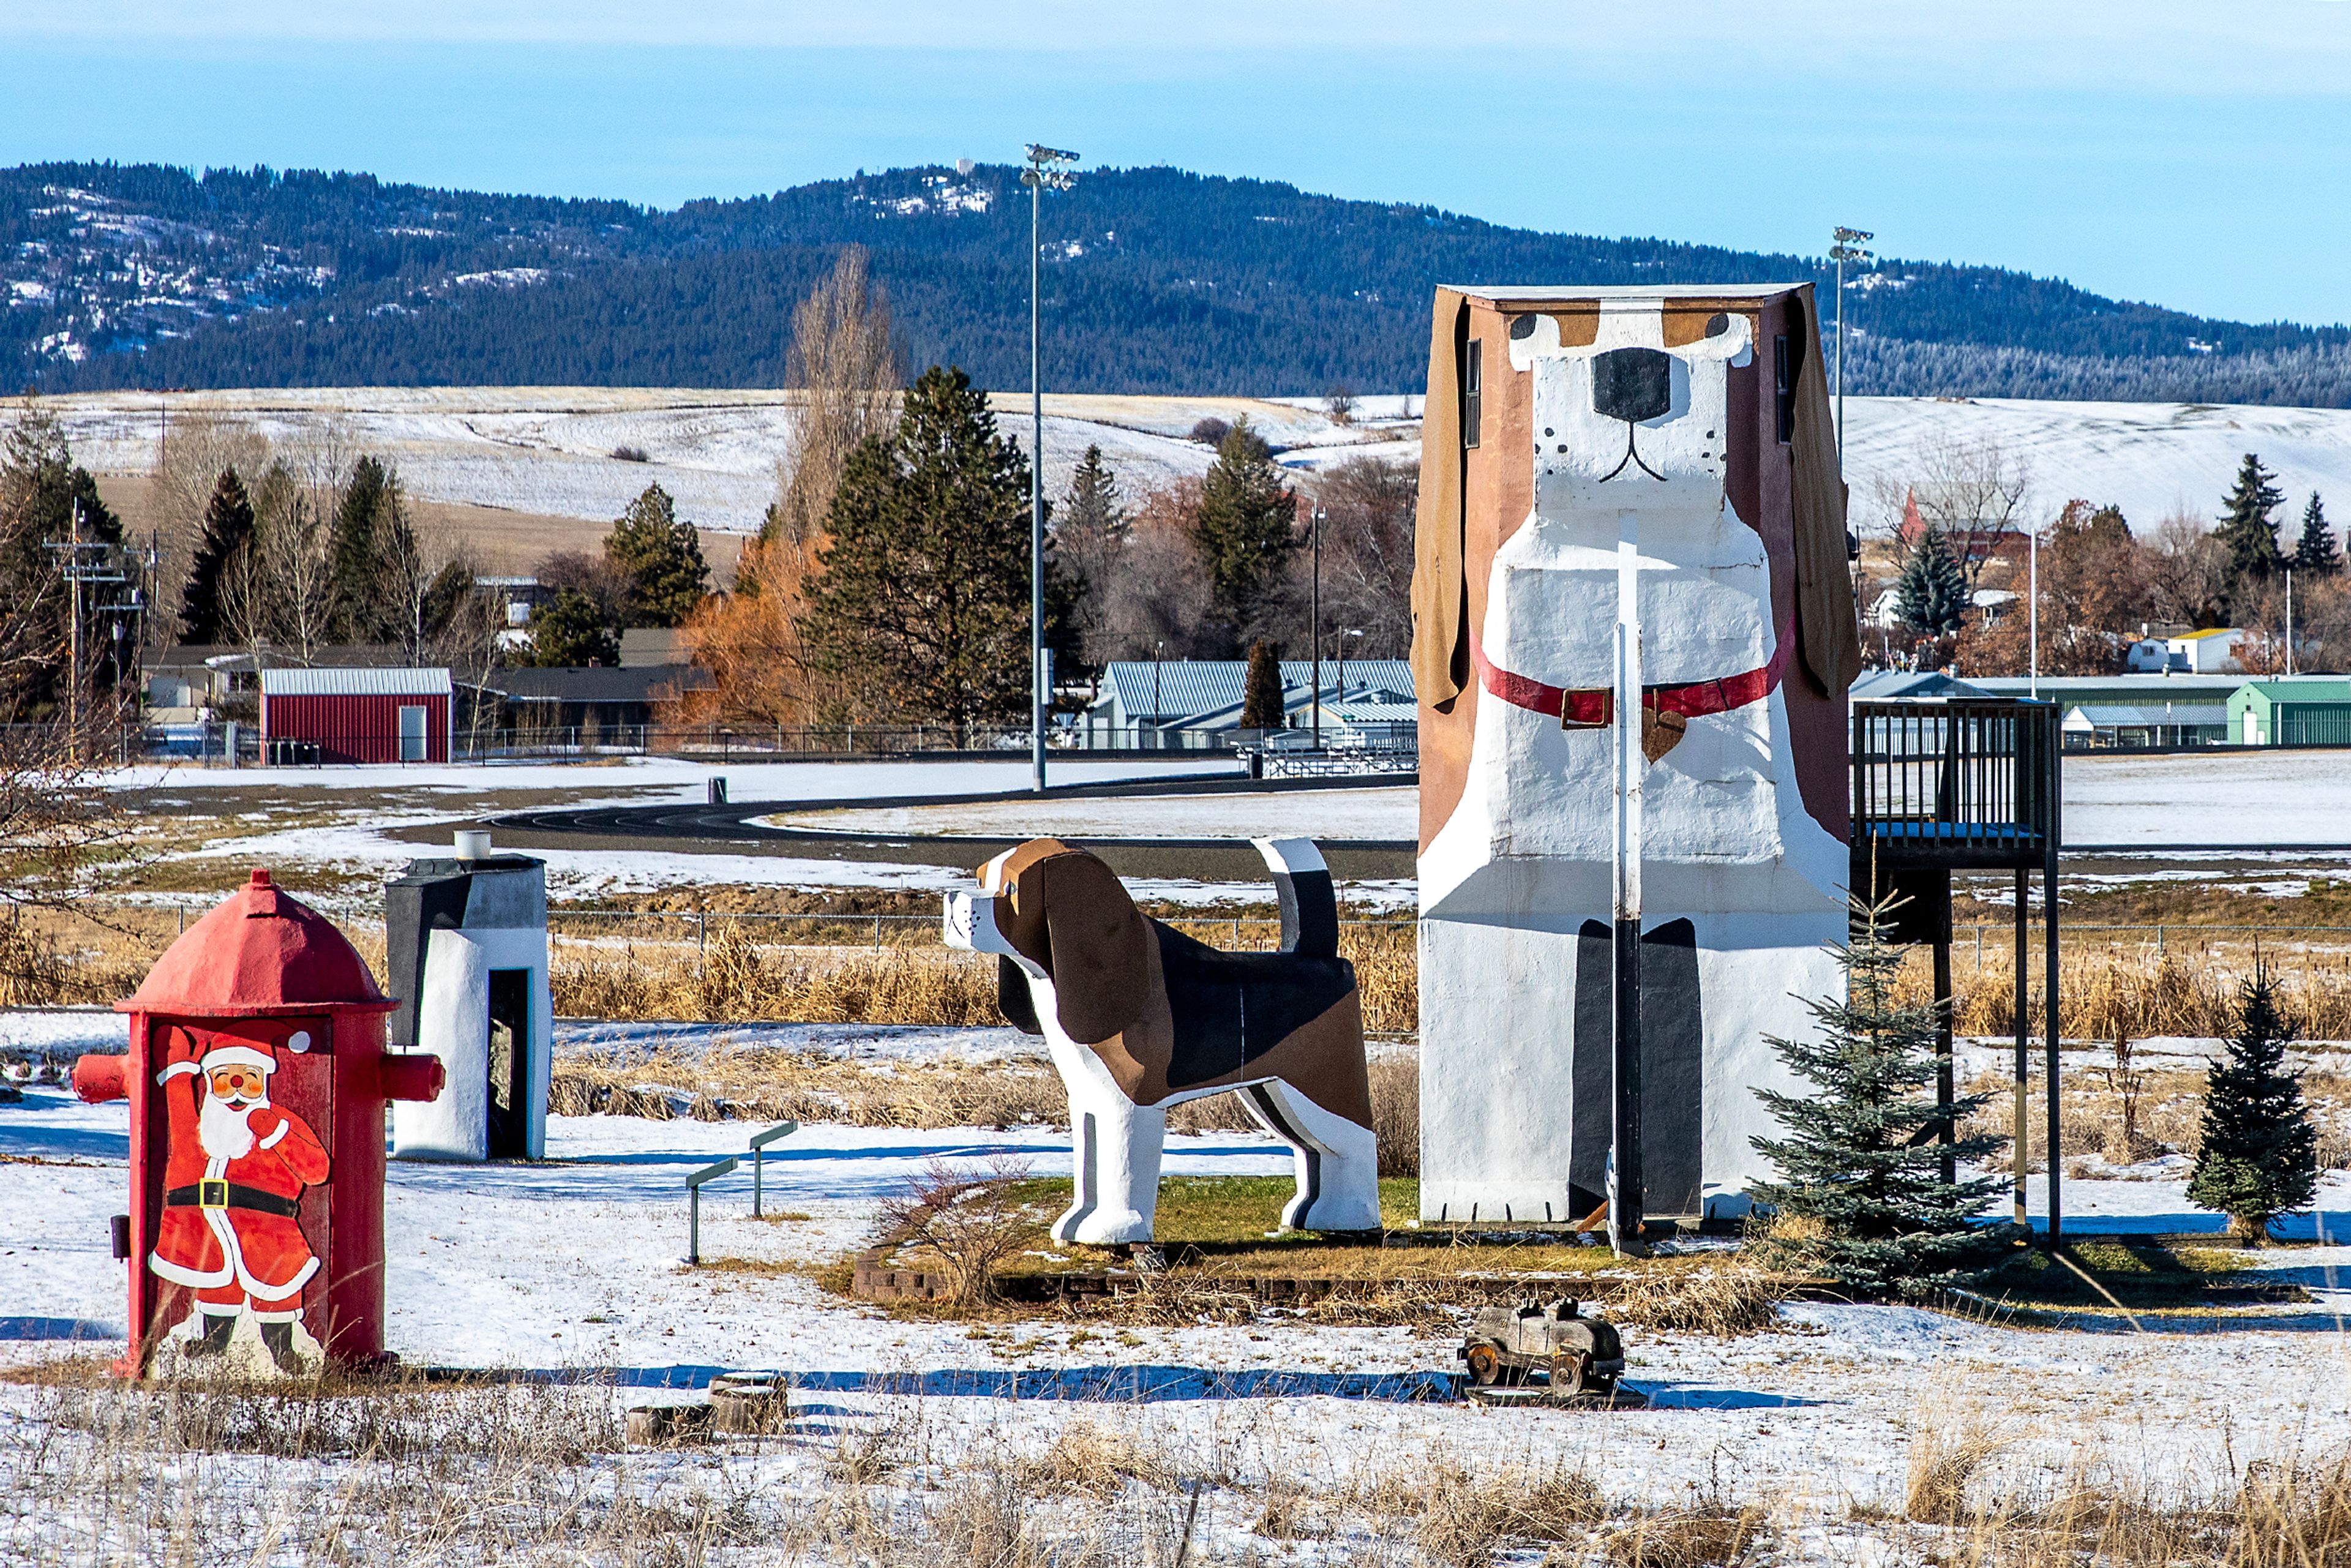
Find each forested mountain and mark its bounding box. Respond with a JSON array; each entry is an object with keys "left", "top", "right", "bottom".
[{"left": 7, "top": 160, "right": 2347, "bottom": 403}]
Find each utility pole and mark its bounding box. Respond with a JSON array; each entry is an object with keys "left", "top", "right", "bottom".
[
  {"left": 1021, "top": 144, "right": 1079, "bottom": 793},
  {"left": 1152, "top": 640, "right": 1163, "bottom": 750},
  {"left": 1311, "top": 505, "right": 1324, "bottom": 749},
  {"left": 1830, "top": 227, "right": 1873, "bottom": 467},
  {"left": 2028, "top": 525, "right": 2039, "bottom": 700},
  {"left": 2287, "top": 567, "right": 2297, "bottom": 677},
  {"left": 46, "top": 501, "right": 130, "bottom": 765}
]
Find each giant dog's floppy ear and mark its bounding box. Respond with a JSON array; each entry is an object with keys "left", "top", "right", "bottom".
[
  {"left": 1786, "top": 286, "right": 1865, "bottom": 698},
  {"left": 1410, "top": 288, "right": 1471, "bottom": 712},
  {"left": 1019, "top": 847, "right": 1152, "bottom": 1046}
]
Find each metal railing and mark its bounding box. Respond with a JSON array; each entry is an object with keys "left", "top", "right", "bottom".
[{"left": 1852, "top": 699, "right": 2059, "bottom": 868}]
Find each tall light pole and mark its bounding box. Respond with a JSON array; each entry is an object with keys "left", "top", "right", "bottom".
[
  {"left": 1830, "top": 227, "right": 1873, "bottom": 467},
  {"left": 1310, "top": 505, "right": 1325, "bottom": 749},
  {"left": 1022, "top": 144, "right": 1079, "bottom": 793}
]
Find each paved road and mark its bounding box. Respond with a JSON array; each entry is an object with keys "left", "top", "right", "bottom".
[{"left": 472, "top": 774, "right": 1420, "bottom": 883}]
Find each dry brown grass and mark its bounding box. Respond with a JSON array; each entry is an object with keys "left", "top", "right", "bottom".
[
  {"left": 1603, "top": 1270, "right": 1788, "bottom": 1337},
  {"left": 1599, "top": 1510, "right": 1767, "bottom": 1567},
  {"left": 1906, "top": 1419, "right": 2009, "bottom": 1524},
  {"left": 1910, "top": 943, "right": 2351, "bottom": 1042},
  {"left": 1412, "top": 1459, "right": 1608, "bottom": 1567}
]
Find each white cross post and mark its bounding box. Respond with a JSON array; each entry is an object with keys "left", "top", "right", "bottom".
[{"left": 1608, "top": 506, "right": 1648, "bottom": 1258}]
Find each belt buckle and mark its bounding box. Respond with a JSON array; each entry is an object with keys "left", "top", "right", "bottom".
[{"left": 199, "top": 1179, "right": 228, "bottom": 1209}]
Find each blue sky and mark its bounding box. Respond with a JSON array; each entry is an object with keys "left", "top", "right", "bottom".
[{"left": 5, "top": 1, "right": 2348, "bottom": 326}]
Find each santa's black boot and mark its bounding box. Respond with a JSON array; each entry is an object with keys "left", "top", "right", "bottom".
[
  {"left": 258, "top": 1319, "right": 306, "bottom": 1375},
  {"left": 184, "top": 1311, "right": 236, "bottom": 1359}
]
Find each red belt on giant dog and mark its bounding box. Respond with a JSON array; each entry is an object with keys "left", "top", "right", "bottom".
[{"left": 1469, "top": 618, "right": 1795, "bottom": 729}]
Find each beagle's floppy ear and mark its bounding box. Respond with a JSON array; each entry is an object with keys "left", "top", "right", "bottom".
[{"left": 1025, "top": 847, "right": 1152, "bottom": 1046}]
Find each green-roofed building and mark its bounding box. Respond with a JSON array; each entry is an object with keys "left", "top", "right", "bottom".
[{"left": 2227, "top": 680, "right": 2351, "bottom": 747}]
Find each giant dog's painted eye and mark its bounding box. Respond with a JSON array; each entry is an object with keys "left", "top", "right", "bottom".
[
  {"left": 1508, "top": 313, "right": 1537, "bottom": 340},
  {"left": 1706, "top": 312, "right": 1730, "bottom": 337}
]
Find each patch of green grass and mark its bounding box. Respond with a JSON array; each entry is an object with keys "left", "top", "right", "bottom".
[
  {"left": 987, "top": 1176, "right": 1633, "bottom": 1280},
  {"left": 1981, "top": 1239, "right": 2281, "bottom": 1310}
]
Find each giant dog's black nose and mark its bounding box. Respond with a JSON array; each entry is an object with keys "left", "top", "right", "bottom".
[{"left": 1591, "top": 347, "right": 1672, "bottom": 423}]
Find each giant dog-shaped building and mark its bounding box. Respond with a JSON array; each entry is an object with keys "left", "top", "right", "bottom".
[
  {"left": 1411, "top": 284, "right": 1863, "bottom": 1226},
  {"left": 945, "top": 837, "right": 1379, "bottom": 1245}
]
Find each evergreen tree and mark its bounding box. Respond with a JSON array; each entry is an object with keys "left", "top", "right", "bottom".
[
  {"left": 1749, "top": 902, "right": 2016, "bottom": 1297},
  {"left": 2186, "top": 964, "right": 2319, "bottom": 1241},
  {"left": 1193, "top": 418, "right": 1297, "bottom": 638},
  {"left": 0, "top": 407, "right": 126, "bottom": 721},
  {"left": 1894, "top": 526, "right": 1971, "bottom": 636},
  {"left": 2215, "top": 452, "right": 2286, "bottom": 606},
  {"left": 1240, "top": 640, "right": 1286, "bottom": 729},
  {"left": 525, "top": 587, "right": 622, "bottom": 667},
  {"left": 604, "top": 483, "right": 710, "bottom": 628},
  {"left": 800, "top": 366, "right": 1070, "bottom": 737},
  {"left": 2293, "top": 492, "right": 2341, "bottom": 577},
  {"left": 181, "top": 467, "right": 257, "bottom": 644},
  {"left": 1063, "top": 443, "right": 1124, "bottom": 541},
  {"left": 329, "top": 455, "right": 403, "bottom": 642}
]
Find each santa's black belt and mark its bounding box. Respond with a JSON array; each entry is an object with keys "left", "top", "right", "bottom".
[{"left": 163, "top": 1182, "right": 301, "bottom": 1217}]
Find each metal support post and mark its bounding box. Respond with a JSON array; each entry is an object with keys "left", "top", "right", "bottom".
[
  {"left": 2044, "top": 850, "right": 2063, "bottom": 1248},
  {"left": 685, "top": 1156, "right": 738, "bottom": 1266},
  {"left": 2012, "top": 868, "right": 2029, "bottom": 1232},
  {"left": 748, "top": 1122, "right": 798, "bottom": 1219},
  {"left": 1933, "top": 939, "right": 1955, "bottom": 1188}
]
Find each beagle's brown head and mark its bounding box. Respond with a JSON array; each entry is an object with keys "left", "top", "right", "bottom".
[{"left": 978, "top": 838, "right": 1153, "bottom": 1045}]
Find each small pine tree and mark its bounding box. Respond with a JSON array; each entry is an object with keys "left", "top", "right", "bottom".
[
  {"left": 604, "top": 483, "right": 710, "bottom": 628},
  {"left": 2293, "top": 492, "right": 2341, "bottom": 578},
  {"left": 1193, "top": 418, "right": 1297, "bottom": 638},
  {"left": 1240, "top": 640, "right": 1285, "bottom": 729},
  {"left": 1895, "top": 526, "right": 1971, "bottom": 636},
  {"left": 2186, "top": 964, "right": 2319, "bottom": 1242},
  {"left": 1063, "top": 443, "right": 1125, "bottom": 541},
  {"left": 1749, "top": 902, "right": 2015, "bottom": 1297},
  {"left": 329, "top": 454, "right": 399, "bottom": 642},
  {"left": 526, "top": 587, "right": 622, "bottom": 667},
  {"left": 181, "top": 467, "right": 256, "bottom": 643},
  {"left": 2215, "top": 452, "right": 2286, "bottom": 605}
]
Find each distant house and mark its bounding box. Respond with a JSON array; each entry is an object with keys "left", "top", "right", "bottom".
[
  {"left": 2146, "top": 628, "right": 2246, "bottom": 674},
  {"left": 2227, "top": 679, "right": 2351, "bottom": 747},
  {"left": 1084, "top": 658, "right": 1414, "bottom": 747},
  {"left": 259, "top": 667, "right": 452, "bottom": 764},
  {"left": 1848, "top": 670, "right": 1994, "bottom": 702},
  {"left": 1895, "top": 489, "right": 2023, "bottom": 571},
  {"left": 484, "top": 662, "right": 714, "bottom": 741},
  {"left": 1970, "top": 674, "right": 2240, "bottom": 748}
]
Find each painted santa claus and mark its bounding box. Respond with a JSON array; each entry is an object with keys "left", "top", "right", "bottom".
[{"left": 148, "top": 1033, "right": 330, "bottom": 1373}]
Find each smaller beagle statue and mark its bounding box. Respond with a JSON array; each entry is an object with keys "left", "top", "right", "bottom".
[{"left": 945, "top": 838, "right": 1380, "bottom": 1245}]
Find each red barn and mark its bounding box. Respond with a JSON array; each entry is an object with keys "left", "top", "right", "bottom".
[{"left": 259, "top": 668, "right": 452, "bottom": 765}]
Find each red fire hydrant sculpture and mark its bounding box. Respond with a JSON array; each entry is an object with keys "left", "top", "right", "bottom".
[{"left": 74, "top": 868, "right": 444, "bottom": 1378}]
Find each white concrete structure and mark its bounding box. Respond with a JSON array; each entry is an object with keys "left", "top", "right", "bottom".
[
  {"left": 1413, "top": 285, "right": 1861, "bottom": 1228},
  {"left": 386, "top": 837, "right": 553, "bottom": 1161},
  {"left": 943, "top": 838, "right": 1380, "bottom": 1245}
]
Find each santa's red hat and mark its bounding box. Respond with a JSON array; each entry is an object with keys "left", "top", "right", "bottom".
[{"left": 157, "top": 1041, "right": 279, "bottom": 1084}]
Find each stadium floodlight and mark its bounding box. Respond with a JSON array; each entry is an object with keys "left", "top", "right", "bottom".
[
  {"left": 1829, "top": 226, "right": 1873, "bottom": 466},
  {"left": 1022, "top": 146, "right": 1081, "bottom": 792}
]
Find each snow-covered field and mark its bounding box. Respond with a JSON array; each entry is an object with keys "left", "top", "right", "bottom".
[
  {"left": 36, "top": 386, "right": 2348, "bottom": 539},
  {"left": 9, "top": 1055, "right": 2351, "bottom": 1540}
]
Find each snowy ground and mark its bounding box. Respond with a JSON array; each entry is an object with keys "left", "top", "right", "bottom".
[
  {"left": 40, "top": 386, "right": 2351, "bottom": 542},
  {"left": 9, "top": 1064, "right": 2351, "bottom": 1526},
  {"left": 759, "top": 786, "right": 1411, "bottom": 843}
]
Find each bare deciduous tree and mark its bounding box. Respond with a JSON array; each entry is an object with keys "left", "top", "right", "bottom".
[
  {"left": 1889, "top": 433, "right": 2034, "bottom": 589},
  {"left": 1307, "top": 456, "right": 1417, "bottom": 660},
  {"left": 769, "top": 248, "right": 901, "bottom": 546},
  {"left": 1087, "top": 481, "right": 1218, "bottom": 662}
]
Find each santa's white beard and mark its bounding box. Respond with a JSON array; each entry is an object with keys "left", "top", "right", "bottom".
[{"left": 198, "top": 1092, "right": 261, "bottom": 1159}]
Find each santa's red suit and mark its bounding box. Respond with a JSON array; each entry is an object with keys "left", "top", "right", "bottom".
[{"left": 148, "top": 1038, "right": 329, "bottom": 1319}]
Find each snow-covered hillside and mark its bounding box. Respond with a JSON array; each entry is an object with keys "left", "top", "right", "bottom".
[{"left": 29, "top": 386, "right": 2351, "bottom": 538}]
